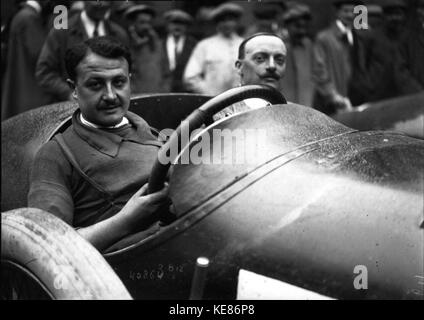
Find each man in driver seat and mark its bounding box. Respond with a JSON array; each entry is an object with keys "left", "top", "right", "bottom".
[
  {"left": 213, "top": 32, "right": 287, "bottom": 121},
  {"left": 28, "top": 36, "right": 172, "bottom": 252}
]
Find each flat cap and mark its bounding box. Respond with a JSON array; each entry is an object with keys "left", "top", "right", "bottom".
[
  {"left": 283, "top": 3, "right": 311, "bottom": 22},
  {"left": 253, "top": 3, "right": 282, "bottom": 20},
  {"left": 113, "top": 1, "right": 135, "bottom": 14},
  {"left": 367, "top": 4, "right": 383, "bottom": 16},
  {"left": 209, "top": 2, "right": 244, "bottom": 22},
  {"left": 124, "top": 4, "right": 156, "bottom": 20},
  {"left": 333, "top": 0, "right": 364, "bottom": 8},
  {"left": 381, "top": 0, "right": 406, "bottom": 10},
  {"left": 163, "top": 9, "right": 193, "bottom": 24}
]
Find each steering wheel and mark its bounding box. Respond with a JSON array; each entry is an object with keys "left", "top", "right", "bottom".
[{"left": 148, "top": 85, "right": 287, "bottom": 195}]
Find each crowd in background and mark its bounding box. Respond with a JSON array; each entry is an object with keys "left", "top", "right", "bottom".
[{"left": 1, "top": 0, "right": 423, "bottom": 120}]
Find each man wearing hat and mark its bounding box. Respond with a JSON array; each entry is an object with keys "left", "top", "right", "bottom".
[
  {"left": 348, "top": 0, "right": 409, "bottom": 104},
  {"left": 124, "top": 4, "right": 169, "bottom": 94},
  {"left": 162, "top": 9, "right": 197, "bottom": 92},
  {"left": 280, "top": 2, "right": 314, "bottom": 106},
  {"left": 35, "top": 1, "right": 129, "bottom": 104},
  {"left": 183, "top": 2, "right": 244, "bottom": 95},
  {"left": 312, "top": 0, "right": 363, "bottom": 115},
  {"left": 245, "top": 2, "right": 285, "bottom": 37}
]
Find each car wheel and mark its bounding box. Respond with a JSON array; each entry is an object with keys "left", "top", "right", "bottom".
[{"left": 1, "top": 208, "right": 132, "bottom": 300}]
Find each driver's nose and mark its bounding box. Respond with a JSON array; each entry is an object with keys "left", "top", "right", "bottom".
[
  {"left": 103, "top": 83, "right": 117, "bottom": 102},
  {"left": 266, "top": 57, "right": 276, "bottom": 71}
]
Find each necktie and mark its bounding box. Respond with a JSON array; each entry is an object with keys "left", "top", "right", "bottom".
[
  {"left": 174, "top": 36, "right": 180, "bottom": 64},
  {"left": 93, "top": 21, "right": 99, "bottom": 38}
]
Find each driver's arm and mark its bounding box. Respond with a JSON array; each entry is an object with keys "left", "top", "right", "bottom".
[
  {"left": 28, "top": 141, "right": 170, "bottom": 252},
  {"left": 77, "top": 183, "right": 168, "bottom": 251}
]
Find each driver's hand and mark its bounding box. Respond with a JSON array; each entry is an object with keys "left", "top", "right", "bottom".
[
  {"left": 330, "top": 94, "right": 351, "bottom": 112},
  {"left": 119, "top": 182, "right": 169, "bottom": 233}
]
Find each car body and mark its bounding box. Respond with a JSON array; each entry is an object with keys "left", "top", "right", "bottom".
[{"left": 1, "top": 90, "right": 423, "bottom": 300}]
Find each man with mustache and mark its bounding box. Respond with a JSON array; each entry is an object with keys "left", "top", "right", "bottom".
[
  {"left": 213, "top": 32, "right": 287, "bottom": 121},
  {"left": 28, "top": 36, "right": 171, "bottom": 252}
]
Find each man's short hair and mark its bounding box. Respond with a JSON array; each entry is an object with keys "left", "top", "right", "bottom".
[
  {"left": 238, "top": 33, "right": 285, "bottom": 59},
  {"left": 65, "top": 36, "right": 132, "bottom": 81}
]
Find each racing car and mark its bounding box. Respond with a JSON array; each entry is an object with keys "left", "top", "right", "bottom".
[{"left": 1, "top": 86, "right": 423, "bottom": 300}]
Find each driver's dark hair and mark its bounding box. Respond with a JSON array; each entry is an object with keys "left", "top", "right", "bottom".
[
  {"left": 65, "top": 36, "right": 132, "bottom": 81},
  {"left": 238, "top": 32, "right": 285, "bottom": 59}
]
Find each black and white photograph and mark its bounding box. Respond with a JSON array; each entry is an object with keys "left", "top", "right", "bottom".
[{"left": 1, "top": 0, "right": 423, "bottom": 305}]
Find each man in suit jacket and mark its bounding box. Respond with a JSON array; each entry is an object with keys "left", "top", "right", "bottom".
[
  {"left": 162, "top": 10, "right": 197, "bottom": 92},
  {"left": 312, "top": 0, "right": 363, "bottom": 115},
  {"left": 2, "top": 1, "right": 51, "bottom": 120},
  {"left": 35, "top": 1, "right": 129, "bottom": 103}
]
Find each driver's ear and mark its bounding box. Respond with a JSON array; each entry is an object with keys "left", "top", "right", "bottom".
[
  {"left": 66, "top": 79, "right": 78, "bottom": 100},
  {"left": 235, "top": 60, "right": 243, "bottom": 76},
  {"left": 67, "top": 78, "right": 75, "bottom": 90}
]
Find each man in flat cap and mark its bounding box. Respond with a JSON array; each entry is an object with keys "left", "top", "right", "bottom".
[
  {"left": 183, "top": 2, "right": 244, "bottom": 95},
  {"left": 348, "top": 0, "right": 409, "bottom": 104},
  {"left": 162, "top": 9, "right": 197, "bottom": 92},
  {"left": 245, "top": 2, "right": 285, "bottom": 37},
  {"left": 124, "top": 4, "right": 169, "bottom": 94},
  {"left": 35, "top": 1, "right": 129, "bottom": 104},
  {"left": 280, "top": 2, "right": 314, "bottom": 106},
  {"left": 311, "top": 0, "right": 364, "bottom": 115}
]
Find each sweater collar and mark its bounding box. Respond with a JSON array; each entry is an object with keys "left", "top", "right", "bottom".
[{"left": 72, "top": 110, "right": 160, "bottom": 157}]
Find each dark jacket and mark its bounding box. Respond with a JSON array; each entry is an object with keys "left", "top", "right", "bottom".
[
  {"left": 162, "top": 35, "right": 197, "bottom": 92},
  {"left": 312, "top": 22, "right": 352, "bottom": 114},
  {"left": 35, "top": 13, "right": 129, "bottom": 103},
  {"left": 1, "top": 4, "right": 50, "bottom": 120},
  {"left": 395, "top": 23, "right": 424, "bottom": 95}
]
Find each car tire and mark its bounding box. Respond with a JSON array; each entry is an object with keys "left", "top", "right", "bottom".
[{"left": 1, "top": 208, "right": 132, "bottom": 300}]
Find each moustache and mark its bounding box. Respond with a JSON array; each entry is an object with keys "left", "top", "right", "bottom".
[
  {"left": 98, "top": 100, "right": 122, "bottom": 110},
  {"left": 261, "top": 73, "right": 280, "bottom": 80}
]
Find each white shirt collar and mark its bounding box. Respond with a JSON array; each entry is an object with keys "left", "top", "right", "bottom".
[
  {"left": 80, "top": 11, "right": 106, "bottom": 38},
  {"left": 80, "top": 113, "right": 129, "bottom": 129},
  {"left": 166, "top": 35, "right": 185, "bottom": 71},
  {"left": 335, "top": 19, "right": 353, "bottom": 46},
  {"left": 26, "top": 1, "right": 42, "bottom": 14}
]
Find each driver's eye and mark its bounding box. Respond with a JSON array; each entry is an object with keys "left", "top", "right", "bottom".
[
  {"left": 113, "top": 78, "right": 127, "bottom": 88},
  {"left": 275, "top": 57, "right": 286, "bottom": 65},
  {"left": 87, "top": 81, "right": 102, "bottom": 90},
  {"left": 254, "top": 55, "right": 266, "bottom": 63}
]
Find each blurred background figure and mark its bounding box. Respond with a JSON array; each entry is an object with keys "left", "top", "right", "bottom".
[
  {"left": 2, "top": 0, "right": 52, "bottom": 120},
  {"left": 245, "top": 1, "right": 285, "bottom": 36},
  {"left": 124, "top": 4, "right": 169, "bottom": 94},
  {"left": 366, "top": 3, "right": 383, "bottom": 30},
  {"left": 35, "top": 0, "right": 128, "bottom": 103},
  {"left": 394, "top": 0, "right": 424, "bottom": 95},
  {"left": 312, "top": 0, "right": 362, "bottom": 115},
  {"left": 162, "top": 9, "right": 197, "bottom": 92},
  {"left": 69, "top": 1, "right": 84, "bottom": 18},
  {"left": 184, "top": 2, "right": 244, "bottom": 95},
  {"left": 109, "top": 0, "right": 134, "bottom": 31},
  {"left": 280, "top": 2, "right": 314, "bottom": 106},
  {"left": 348, "top": 0, "right": 408, "bottom": 105}
]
